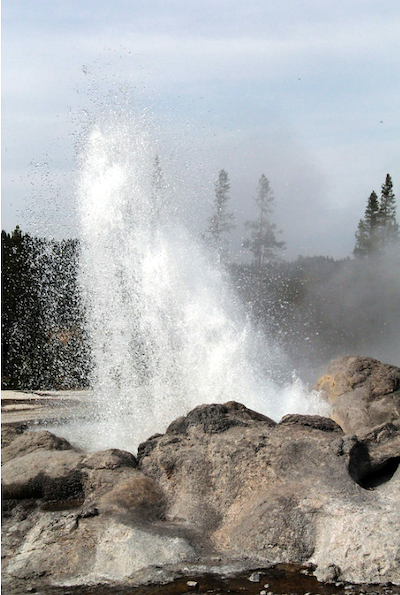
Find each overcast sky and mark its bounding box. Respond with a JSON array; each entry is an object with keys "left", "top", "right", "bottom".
[{"left": 2, "top": 0, "right": 400, "bottom": 259}]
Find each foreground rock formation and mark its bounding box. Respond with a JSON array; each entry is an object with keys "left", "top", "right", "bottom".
[{"left": 2, "top": 356, "right": 400, "bottom": 593}]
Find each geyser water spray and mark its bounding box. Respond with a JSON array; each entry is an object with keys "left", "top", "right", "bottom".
[{"left": 72, "top": 111, "right": 327, "bottom": 453}]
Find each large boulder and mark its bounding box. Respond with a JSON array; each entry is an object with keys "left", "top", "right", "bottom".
[
  {"left": 138, "top": 402, "right": 400, "bottom": 585},
  {"left": 1, "top": 428, "right": 75, "bottom": 463},
  {"left": 2, "top": 363, "right": 400, "bottom": 593},
  {"left": 315, "top": 356, "right": 400, "bottom": 435}
]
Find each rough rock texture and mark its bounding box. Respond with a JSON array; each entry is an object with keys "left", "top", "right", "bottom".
[
  {"left": 138, "top": 401, "right": 400, "bottom": 585},
  {"left": 1, "top": 428, "right": 75, "bottom": 463},
  {"left": 2, "top": 359, "right": 400, "bottom": 593},
  {"left": 316, "top": 356, "right": 400, "bottom": 434},
  {"left": 1, "top": 432, "right": 199, "bottom": 592}
]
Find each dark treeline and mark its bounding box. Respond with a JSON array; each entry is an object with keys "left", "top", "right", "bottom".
[
  {"left": 1, "top": 227, "right": 90, "bottom": 389},
  {"left": 2, "top": 227, "right": 399, "bottom": 389},
  {"left": 2, "top": 173, "right": 399, "bottom": 389}
]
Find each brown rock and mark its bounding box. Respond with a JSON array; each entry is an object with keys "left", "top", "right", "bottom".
[
  {"left": 99, "top": 473, "right": 167, "bottom": 521},
  {"left": 279, "top": 414, "right": 342, "bottom": 433},
  {"left": 165, "top": 400, "right": 276, "bottom": 435},
  {"left": 83, "top": 448, "right": 137, "bottom": 470},
  {"left": 2, "top": 429, "right": 76, "bottom": 464},
  {"left": 315, "top": 356, "right": 400, "bottom": 434},
  {"left": 1, "top": 434, "right": 139, "bottom": 510},
  {"left": 1, "top": 424, "right": 25, "bottom": 449},
  {"left": 2, "top": 449, "right": 86, "bottom": 506},
  {"left": 138, "top": 401, "right": 400, "bottom": 585},
  {"left": 139, "top": 408, "right": 354, "bottom": 558},
  {"left": 1, "top": 428, "right": 197, "bottom": 590}
]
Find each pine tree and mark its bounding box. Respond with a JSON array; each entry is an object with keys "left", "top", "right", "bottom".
[
  {"left": 354, "top": 175, "right": 399, "bottom": 257},
  {"left": 354, "top": 191, "right": 380, "bottom": 257},
  {"left": 378, "top": 173, "right": 399, "bottom": 247},
  {"left": 243, "top": 174, "right": 285, "bottom": 268},
  {"left": 354, "top": 219, "right": 369, "bottom": 258},
  {"left": 204, "top": 169, "right": 236, "bottom": 262},
  {"left": 365, "top": 190, "right": 380, "bottom": 228}
]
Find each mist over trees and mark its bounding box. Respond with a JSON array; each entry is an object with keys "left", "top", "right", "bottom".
[
  {"left": 2, "top": 172, "right": 399, "bottom": 389},
  {"left": 231, "top": 252, "right": 400, "bottom": 382},
  {"left": 206, "top": 170, "right": 400, "bottom": 379},
  {"left": 243, "top": 174, "right": 285, "bottom": 267},
  {"left": 354, "top": 174, "right": 399, "bottom": 257},
  {"left": 203, "top": 171, "right": 285, "bottom": 267},
  {"left": 203, "top": 169, "right": 236, "bottom": 262}
]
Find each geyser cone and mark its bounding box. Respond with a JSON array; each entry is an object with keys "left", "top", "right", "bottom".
[{"left": 76, "top": 114, "right": 326, "bottom": 453}]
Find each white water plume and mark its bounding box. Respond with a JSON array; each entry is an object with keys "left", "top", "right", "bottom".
[{"left": 75, "top": 113, "right": 328, "bottom": 453}]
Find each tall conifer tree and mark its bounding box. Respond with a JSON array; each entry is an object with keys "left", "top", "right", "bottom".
[
  {"left": 354, "top": 191, "right": 380, "bottom": 256},
  {"left": 205, "top": 169, "right": 236, "bottom": 262},
  {"left": 379, "top": 173, "right": 399, "bottom": 246},
  {"left": 354, "top": 174, "right": 399, "bottom": 257},
  {"left": 244, "top": 175, "right": 285, "bottom": 268},
  {"left": 354, "top": 218, "right": 369, "bottom": 257}
]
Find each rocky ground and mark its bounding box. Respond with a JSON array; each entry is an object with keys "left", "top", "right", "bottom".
[{"left": 2, "top": 357, "right": 400, "bottom": 595}]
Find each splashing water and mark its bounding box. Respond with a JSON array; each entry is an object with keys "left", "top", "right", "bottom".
[{"left": 69, "top": 113, "right": 328, "bottom": 453}]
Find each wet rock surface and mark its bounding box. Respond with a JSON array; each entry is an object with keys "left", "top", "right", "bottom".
[
  {"left": 4, "top": 565, "right": 400, "bottom": 595},
  {"left": 2, "top": 357, "right": 400, "bottom": 594}
]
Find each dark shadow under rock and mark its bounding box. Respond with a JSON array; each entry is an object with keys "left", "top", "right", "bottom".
[
  {"left": 348, "top": 422, "right": 400, "bottom": 489},
  {"left": 3, "top": 468, "right": 86, "bottom": 510}
]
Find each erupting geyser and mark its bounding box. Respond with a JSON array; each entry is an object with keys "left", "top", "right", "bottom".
[{"left": 72, "top": 112, "right": 327, "bottom": 453}]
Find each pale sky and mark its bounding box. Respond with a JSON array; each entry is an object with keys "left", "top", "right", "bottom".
[{"left": 2, "top": 0, "right": 400, "bottom": 259}]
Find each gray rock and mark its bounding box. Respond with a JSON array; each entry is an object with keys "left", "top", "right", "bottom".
[
  {"left": 324, "top": 563, "right": 341, "bottom": 582},
  {"left": 248, "top": 571, "right": 261, "bottom": 582}
]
